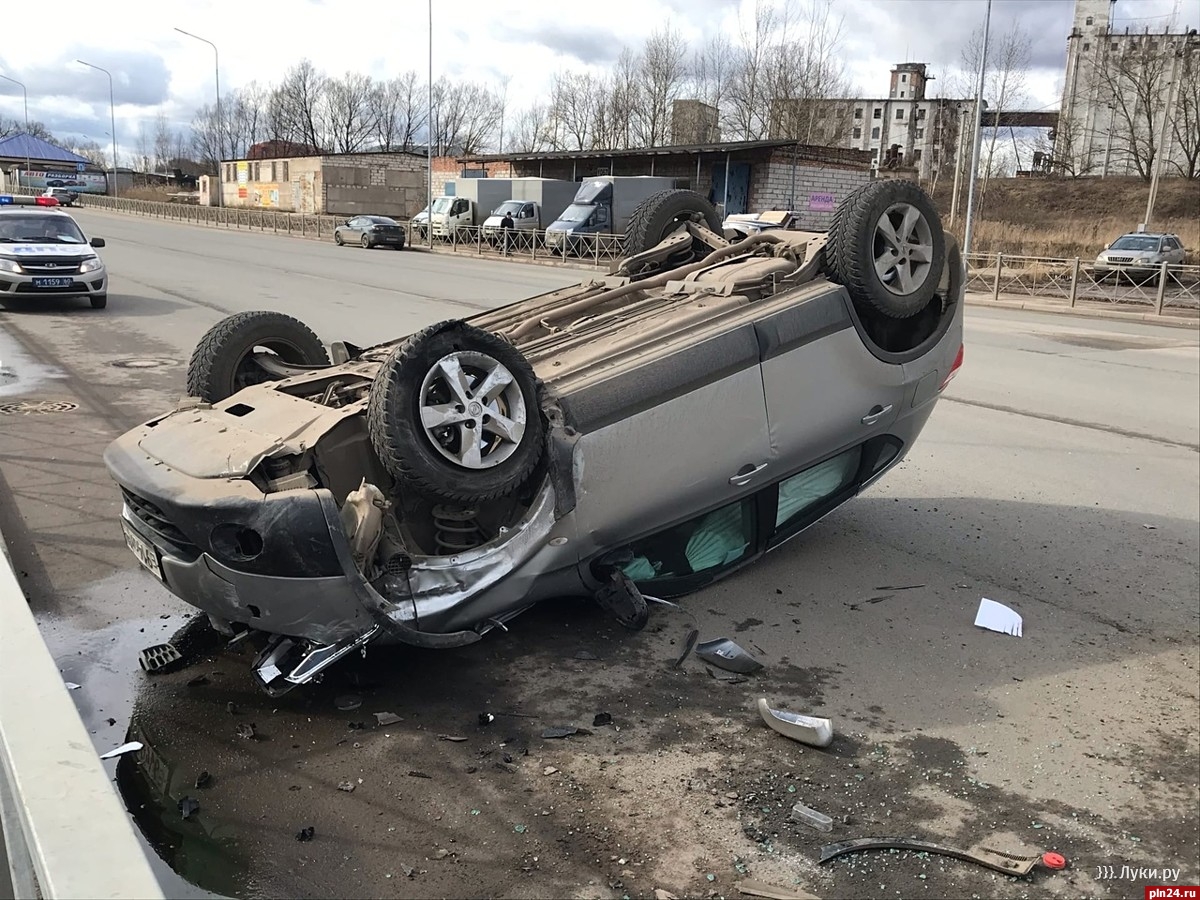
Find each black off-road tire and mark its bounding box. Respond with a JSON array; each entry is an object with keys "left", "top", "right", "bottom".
[
  {"left": 90, "top": 294, "right": 107, "bottom": 310},
  {"left": 825, "top": 179, "right": 946, "bottom": 319},
  {"left": 186, "top": 310, "right": 330, "bottom": 404},
  {"left": 367, "top": 320, "right": 546, "bottom": 504},
  {"left": 622, "top": 189, "right": 723, "bottom": 257}
]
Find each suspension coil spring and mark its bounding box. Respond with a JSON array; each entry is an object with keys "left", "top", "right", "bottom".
[{"left": 432, "top": 505, "right": 486, "bottom": 554}]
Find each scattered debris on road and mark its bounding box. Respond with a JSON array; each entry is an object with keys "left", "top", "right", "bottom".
[
  {"left": 789, "top": 801, "right": 833, "bottom": 833},
  {"left": 695, "top": 638, "right": 763, "bottom": 673},
  {"left": 735, "top": 879, "right": 822, "bottom": 900},
  {"left": 374, "top": 712, "right": 402, "bottom": 726},
  {"left": 99, "top": 741, "right": 142, "bottom": 760},
  {"left": 64, "top": 681, "right": 81, "bottom": 690},
  {"left": 541, "top": 726, "right": 591, "bottom": 739},
  {"left": 236, "top": 723, "right": 257, "bottom": 740},
  {"left": 974, "top": 597, "right": 1024, "bottom": 636},
  {"left": 186, "top": 674, "right": 209, "bottom": 687},
  {"left": 335, "top": 694, "right": 362, "bottom": 711},
  {"left": 673, "top": 628, "right": 700, "bottom": 667},
  {"left": 178, "top": 797, "right": 200, "bottom": 820},
  {"left": 592, "top": 712, "right": 612, "bottom": 727},
  {"left": 818, "top": 837, "right": 1042, "bottom": 876},
  {"left": 337, "top": 781, "right": 356, "bottom": 793},
  {"left": 478, "top": 712, "right": 495, "bottom": 726},
  {"left": 138, "top": 642, "right": 184, "bottom": 674},
  {"left": 295, "top": 826, "right": 315, "bottom": 842},
  {"left": 437, "top": 734, "right": 468, "bottom": 742},
  {"left": 542, "top": 766, "right": 558, "bottom": 776},
  {"left": 757, "top": 698, "right": 834, "bottom": 748},
  {"left": 195, "top": 770, "right": 212, "bottom": 789}
]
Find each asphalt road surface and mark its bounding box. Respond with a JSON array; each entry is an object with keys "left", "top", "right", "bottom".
[{"left": 1, "top": 208, "right": 1196, "bottom": 900}]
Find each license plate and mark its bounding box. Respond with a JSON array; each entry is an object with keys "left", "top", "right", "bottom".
[
  {"left": 33, "top": 277, "right": 72, "bottom": 288},
  {"left": 123, "top": 520, "right": 164, "bottom": 581}
]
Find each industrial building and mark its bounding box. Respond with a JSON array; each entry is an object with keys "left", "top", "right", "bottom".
[
  {"left": 458, "top": 139, "right": 872, "bottom": 228},
  {"left": 212, "top": 150, "right": 428, "bottom": 218},
  {"left": 770, "top": 63, "right": 977, "bottom": 183},
  {"left": 1058, "top": 0, "right": 1197, "bottom": 175}
]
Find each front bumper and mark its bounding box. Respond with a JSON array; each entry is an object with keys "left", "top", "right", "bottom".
[{"left": 0, "top": 266, "right": 106, "bottom": 299}]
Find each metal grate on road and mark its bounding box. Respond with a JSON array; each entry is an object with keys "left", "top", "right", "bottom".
[{"left": 0, "top": 400, "right": 79, "bottom": 415}]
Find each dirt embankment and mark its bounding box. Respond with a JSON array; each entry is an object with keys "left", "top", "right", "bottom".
[{"left": 932, "top": 176, "right": 1200, "bottom": 261}]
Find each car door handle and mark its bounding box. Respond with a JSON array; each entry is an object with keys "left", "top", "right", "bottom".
[
  {"left": 729, "top": 462, "right": 768, "bottom": 486},
  {"left": 861, "top": 404, "right": 893, "bottom": 425}
]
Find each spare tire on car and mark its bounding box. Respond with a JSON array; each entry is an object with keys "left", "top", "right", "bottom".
[
  {"left": 367, "top": 320, "right": 546, "bottom": 505},
  {"left": 622, "top": 189, "right": 723, "bottom": 258},
  {"left": 824, "top": 179, "right": 946, "bottom": 320},
  {"left": 186, "top": 310, "right": 331, "bottom": 404}
]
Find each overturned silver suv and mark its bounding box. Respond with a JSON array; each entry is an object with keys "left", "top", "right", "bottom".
[{"left": 104, "top": 180, "right": 964, "bottom": 694}]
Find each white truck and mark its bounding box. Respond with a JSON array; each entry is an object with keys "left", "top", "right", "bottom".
[{"left": 481, "top": 178, "right": 579, "bottom": 244}]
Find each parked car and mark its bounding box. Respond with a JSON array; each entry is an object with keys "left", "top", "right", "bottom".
[
  {"left": 333, "top": 215, "right": 406, "bottom": 250},
  {"left": 1094, "top": 232, "right": 1186, "bottom": 279},
  {"left": 0, "top": 195, "right": 108, "bottom": 308},
  {"left": 42, "top": 187, "right": 78, "bottom": 207},
  {"left": 103, "top": 180, "right": 963, "bottom": 694}
]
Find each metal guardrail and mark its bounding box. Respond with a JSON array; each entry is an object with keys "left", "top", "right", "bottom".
[
  {"left": 0, "top": 536, "right": 164, "bottom": 900},
  {"left": 20, "top": 189, "right": 1199, "bottom": 313},
  {"left": 965, "top": 252, "right": 1199, "bottom": 314}
]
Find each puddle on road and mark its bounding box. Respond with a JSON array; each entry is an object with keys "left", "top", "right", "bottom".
[
  {"left": 0, "top": 326, "right": 67, "bottom": 398},
  {"left": 46, "top": 607, "right": 244, "bottom": 900}
]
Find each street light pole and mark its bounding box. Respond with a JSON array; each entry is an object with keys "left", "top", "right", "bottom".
[
  {"left": 76, "top": 60, "right": 119, "bottom": 198},
  {"left": 961, "top": 0, "right": 992, "bottom": 262},
  {"left": 427, "top": 0, "right": 433, "bottom": 248},
  {"left": 175, "top": 28, "right": 222, "bottom": 208},
  {"left": 0, "top": 73, "right": 31, "bottom": 178}
]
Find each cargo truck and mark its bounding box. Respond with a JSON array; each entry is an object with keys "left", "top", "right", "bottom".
[
  {"left": 481, "top": 178, "right": 578, "bottom": 243},
  {"left": 544, "top": 175, "right": 679, "bottom": 255}
]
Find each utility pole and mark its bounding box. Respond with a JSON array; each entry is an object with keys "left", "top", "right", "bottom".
[
  {"left": 76, "top": 60, "right": 119, "bottom": 198},
  {"left": 962, "top": 0, "right": 992, "bottom": 261},
  {"left": 427, "top": 0, "right": 433, "bottom": 248},
  {"left": 175, "top": 28, "right": 222, "bottom": 207}
]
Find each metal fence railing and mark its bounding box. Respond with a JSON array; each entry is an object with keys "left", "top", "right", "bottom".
[
  {"left": 965, "top": 252, "right": 1199, "bottom": 313},
  {"left": 20, "top": 189, "right": 1199, "bottom": 315},
  {"left": 0, "top": 535, "right": 164, "bottom": 899}
]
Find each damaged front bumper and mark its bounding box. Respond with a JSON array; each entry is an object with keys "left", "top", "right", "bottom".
[{"left": 104, "top": 428, "right": 574, "bottom": 694}]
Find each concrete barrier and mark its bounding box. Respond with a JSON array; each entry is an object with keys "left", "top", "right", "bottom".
[{"left": 0, "top": 535, "right": 163, "bottom": 899}]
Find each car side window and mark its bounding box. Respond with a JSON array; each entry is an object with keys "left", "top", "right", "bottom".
[
  {"left": 771, "top": 445, "right": 863, "bottom": 541},
  {"left": 615, "top": 496, "right": 757, "bottom": 587}
]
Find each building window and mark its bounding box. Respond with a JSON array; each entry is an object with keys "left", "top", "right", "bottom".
[
  {"left": 900, "top": 90, "right": 906, "bottom": 98},
  {"left": 853, "top": 127, "right": 862, "bottom": 139},
  {"left": 913, "top": 149, "right": 922, "bottom": 162},
  {"left": 1083, "top": 42, "right": 1090, "bottom": 50},
  {"left": 282, "top": 161, "right": 289, "bottom": 181},
  {"left": 896, "top": 109, "right": 904, "bottom": 120},
  {"left": 873, "top": 108, "right": 881, "bottom": 119},
  {"left": 854, "top": 107, "right": 863, "bottom": 119},
  {"left": 917, "top": 108, "right": 926, "bottom": 119},
  {"left": 1085, "top": 15, "right": 1093, "bottom": 25},
  {"left": 871, "top": 126, "right": 880, "bottom": 139},
  {"left": 1111, "top": 42, "right": 1118, "bottom": 50},
  {"left": 252, "top": 162, "right": 260, "bottom": 181},
  {"left": 916, "top": 128, "right": 925, "bottom": 139},
  {"left": 901, "top": 73, "right": 908, "bottom": 82}
]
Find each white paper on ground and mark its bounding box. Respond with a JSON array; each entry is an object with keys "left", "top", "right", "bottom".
[
  {"left": 975, "top": 597, "right": 1023, "bottom": 636},
  {"left": 99, "top": 741, "right": 143, "bottom": 760}
]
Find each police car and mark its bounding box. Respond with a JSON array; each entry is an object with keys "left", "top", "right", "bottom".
[{"left": 0, "top": 194, "right": 108, "bottom": 309}]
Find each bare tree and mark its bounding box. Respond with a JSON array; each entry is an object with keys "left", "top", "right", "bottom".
[
  {"left": 135, "top": 122, "right": 152, "bottom": 172},
  {"left": 432, "top": 79, "right": 499, "bottom": 155},
  {"left": 725, "top": 0, "right": 777, "bottom": 140},
  {"left": 0, "top": 117, "right": 54, "bottom": 141},
  {"left": 496, "top": 74, "right": 513, "bottom": 154},
  {"left": 636, "top": 24, "right": 690, "bottom": 147},
  {"left": 960, "top": 19, "right": 1031, "bottom": 190},
  {"left": 691, "top": 34, "right": 736, "bottom": 135},
  {"left": 322, "top": 72, "right": 378, "bottom": 153},
  {"left": 372, "top": 71, "right": 426, "bottom": 151},
  {"left": 509, "top": 104, "right": 553, "bottom": 153},
  {"left": 1169, "top": 49, "right": 1200, "bottom": 179},
  {"left": 605, "top": 48, "right": 643, "bottom": 149},
  {"left": 763, "top": 0, "right": 853, "bottom": 143},
  {"left": 551, "top": 71, "right": 606, "bottom": 150},
  {"left": 1092, "top": 36, "right": 1174, "bottom": 180},
  {"left": 190, "top": 103, "right": 220, "bottom": 170},
  {"left": 153, "top": 112, "right": 174, "bottom": 172},
  {"left": 275, "top": 60, "right": 328, "bottom": 151}
]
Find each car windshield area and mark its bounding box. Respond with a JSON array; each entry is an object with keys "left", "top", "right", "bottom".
[
  {"left": 557, "top": 203, "right": 594, "bottom": 224},
  {"left": 0, "top": 214, "right": 87, "bottom": 244},
  {"left": 493, "top": 201, "right": 523, "bottom": 216},
  {"left": 1110, "top": 236, "right": 1161, "bottom": 252},
  {"left": 432, "top": 197, "right": 453, "bottom": 214}
]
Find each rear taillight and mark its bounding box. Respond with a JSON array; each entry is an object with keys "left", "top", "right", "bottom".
[{"left": 939, "top": 343, "right": 964, "bottom": 392}]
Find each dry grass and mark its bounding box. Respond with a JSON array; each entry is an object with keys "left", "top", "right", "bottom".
[
  {"left": 932, "top": 176, "right": 1200, "bottom": 262},
  {"left": 121, "top": 186, "right": 180, "bottom": 202}
]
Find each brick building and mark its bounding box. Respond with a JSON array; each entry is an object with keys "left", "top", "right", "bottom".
[
  {"left": 458, "top": 139, "right": 872, "bottom": 228},
  {"left": 216, "top": 150, "right": 427, "bottom": 217}
]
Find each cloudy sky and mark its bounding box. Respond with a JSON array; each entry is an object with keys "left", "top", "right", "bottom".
[{"left": 1, "top": 0, "right": 1196, "bottom": 157}]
